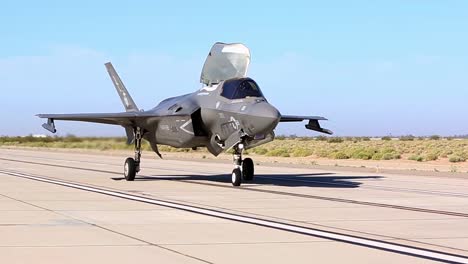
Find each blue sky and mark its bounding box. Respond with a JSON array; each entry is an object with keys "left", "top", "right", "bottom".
[{"left": 1, "top": 0, "right": 467, "bottom": 136}]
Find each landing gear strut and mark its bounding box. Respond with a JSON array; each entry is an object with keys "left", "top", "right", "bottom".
[
  {"left": 124, "top": 127, "right": 142, "bottom": 181},
  {"left": 231, "top": 143, "right": 255, "bottom": 186}
]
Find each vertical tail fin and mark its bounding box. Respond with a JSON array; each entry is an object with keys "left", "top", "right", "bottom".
[{"left": 105, "top": 62, "right": 139, "bottom": 112}]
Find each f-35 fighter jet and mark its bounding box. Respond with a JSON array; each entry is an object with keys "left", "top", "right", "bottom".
[{"left": 38, "top": 42, "right": 332, "bottom": 186}]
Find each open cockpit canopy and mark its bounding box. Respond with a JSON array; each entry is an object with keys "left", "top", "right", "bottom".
[{"left": 200, "top": 42, "right": 251, "bottom": 86}]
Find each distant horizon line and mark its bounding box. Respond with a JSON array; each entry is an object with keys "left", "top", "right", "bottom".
[{"left": 2, "top": 134, "right": 467, "bottom": 139}]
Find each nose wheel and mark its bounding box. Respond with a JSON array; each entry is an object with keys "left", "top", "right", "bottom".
[
  {"left": 232, "top": 168, "right": 242, "bottom": 186},
  {"left": 124, "top": 127, "right": 142, "bottom": 181},
  {"left": 231, "top": 144, "right": 255, "bottom": 186}
]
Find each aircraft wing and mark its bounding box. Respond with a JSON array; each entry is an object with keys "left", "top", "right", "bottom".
[
  {"left": 36, "top": 112, "right": 168, "bottom": 133},
  {"left": 279, "top": 115, "right": 333, "bottom": 135}
]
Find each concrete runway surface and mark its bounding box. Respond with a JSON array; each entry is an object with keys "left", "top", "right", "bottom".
[{"left": 0, "top": 148, "right": 467, "bottom": 264}]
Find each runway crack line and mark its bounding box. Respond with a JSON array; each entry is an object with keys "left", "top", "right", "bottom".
[
  {"left": 0, "top": 181, "right": 212, "bottom": 264},
  {"left": 1, "top": 157, "right": 467, "bottom": 218},
  {"left": 1, "top": 169, "right": 467, "bottom": 264},
  {"left": 4, "top": 155, "right": 468, "bottom": 198}
]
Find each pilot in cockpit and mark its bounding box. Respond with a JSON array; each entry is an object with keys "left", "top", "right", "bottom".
[{"left": 220, "top": 78, "right": 264, "bottom": 100}]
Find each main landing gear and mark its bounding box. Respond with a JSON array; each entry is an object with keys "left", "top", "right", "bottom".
[
  {"left": 231, "top": 143, "right": 255, "bottom": 186},
  {"left": 124, "top": 127, "right": 142, "bottom": 181}
]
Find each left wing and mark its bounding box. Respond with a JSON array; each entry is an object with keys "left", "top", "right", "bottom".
[{"left": 279, "top": 115, "right": 333, "bottom": 135}]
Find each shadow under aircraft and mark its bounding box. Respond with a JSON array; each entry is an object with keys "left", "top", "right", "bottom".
[{"left": 112, "top": 173, "right": 383, "bottom": 188}]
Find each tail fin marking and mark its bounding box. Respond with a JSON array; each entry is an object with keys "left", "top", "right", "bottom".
[{"left": 105, "top": 62, "right": 139, "bottom": 112}]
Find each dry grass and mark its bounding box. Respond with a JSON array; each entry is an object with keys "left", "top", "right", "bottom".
[
  {"left": 259, "top": 137, "right": 467, "bottom": 163},
  {"left": 1, "top": 136, "right": 467, "bottom": 163}
]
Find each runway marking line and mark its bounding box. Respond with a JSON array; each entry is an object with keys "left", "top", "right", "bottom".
[
  {"left": 1, "top": 169, "right": 467, "bottom": 264},
  {"left": 4, "top": 155, "right": 468, "bottom": 198},
  {"left": 1, "top": 157, "right": 467, "bottom": 218}
]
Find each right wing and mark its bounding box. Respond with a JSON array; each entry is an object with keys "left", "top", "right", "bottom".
[
  {"left": 38, "top": 62, "right": 150, "bottom": 134},
  {"left": 36, "top": 111, "right": 173, "bottom": 134},
  {"left": 279, "top": 115, "right": 333, "bottom": 135},
  {"left": 37, "top": 112, "right": 158, "bottom": 126}
]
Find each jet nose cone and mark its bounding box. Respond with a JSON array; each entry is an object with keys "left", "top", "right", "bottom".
[
  {"left": 263, "top": 104, "right": 281, "bottom": 120},
  {"left": 247, "top": 103, "right": 281, "bottom": 134},
  {"left": 250, "top": 102, "right": 280, "bottom": 120}
]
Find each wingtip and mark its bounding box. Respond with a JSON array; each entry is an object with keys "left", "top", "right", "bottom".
[{"left": 315, "top": 116, "right": 328, "bottom": 121}]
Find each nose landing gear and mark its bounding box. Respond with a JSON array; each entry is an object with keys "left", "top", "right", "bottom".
[{"left": 231, "top": 144, "right": 255, "bottom": 186}]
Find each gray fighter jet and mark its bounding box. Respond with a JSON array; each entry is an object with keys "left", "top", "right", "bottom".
[{"left": 38, "top": 42, "right": 332, "bottom": 186}]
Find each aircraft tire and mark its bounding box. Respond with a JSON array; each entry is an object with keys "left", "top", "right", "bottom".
[
  {"left": 242, "top": 158, "right": 254, "bottom": 181},
  {"left": 124, "top": 157, "right": 136, "bottom": 181},
  {"left": 231, "top": 168, "right": 242, "bottom": 186}
]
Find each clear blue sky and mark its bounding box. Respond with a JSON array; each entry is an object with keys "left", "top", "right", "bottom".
[{"left": 1, "top": 0, "right": 467, "bottom": 136}]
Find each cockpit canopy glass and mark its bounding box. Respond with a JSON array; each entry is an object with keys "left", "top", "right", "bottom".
[{"left": 220, "top": 78, "right": 263, "bottom": 100}]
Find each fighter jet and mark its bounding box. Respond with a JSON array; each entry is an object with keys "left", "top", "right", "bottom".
[{"left": 38, "top": 42, "right": 332, "bottom": 186}]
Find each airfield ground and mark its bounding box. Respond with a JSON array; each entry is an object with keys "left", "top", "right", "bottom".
[
  {"left": 1, "top": 137, "right": 467, "bottom": 174},
  {"left": 0, "top": 148, "right": 467, "bottom": 263}
]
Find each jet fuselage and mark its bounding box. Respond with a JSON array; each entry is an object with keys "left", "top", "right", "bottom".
[{"left": 141, "top": 77, "right": 280, "bottom": 156}]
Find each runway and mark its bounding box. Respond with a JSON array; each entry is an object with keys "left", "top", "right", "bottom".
[{"left": 0, "top": 148, "right": 467, "bottom": 263}]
